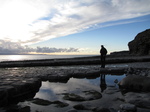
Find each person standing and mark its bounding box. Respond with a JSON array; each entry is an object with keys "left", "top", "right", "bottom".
[{"left": 100, "top": 45, "right": 107, "bottom": 68}]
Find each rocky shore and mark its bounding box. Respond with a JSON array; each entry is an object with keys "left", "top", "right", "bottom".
[
  {"left": 0, "top": 56, "right": 150, "bottom": 112},
  {"left": 0, "top": 55, "right": 150, "bottom": 68}
]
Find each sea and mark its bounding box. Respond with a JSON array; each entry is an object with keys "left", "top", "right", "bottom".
[{"left": 0, "top": 54, "right": 96, "bottom": 62}]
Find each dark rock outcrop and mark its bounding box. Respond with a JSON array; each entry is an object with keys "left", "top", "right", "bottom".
[
  {"left": 110, "top": 51, "right": 129, "bottom": 56},
  {"left": 128, "top": 29, "right": 150, "bottom": 55},
  {"left": 118, "top": 75, "right": 150, "bottom": 92},
  {"left": 0, "top": 78, "right": 41, "bottom": 106}
]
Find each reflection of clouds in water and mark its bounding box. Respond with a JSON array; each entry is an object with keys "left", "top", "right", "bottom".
[
  {"left": 34, "top": 78, "right": 100, "bottom": 101},
  {"left": 67, "top": 78, "right": 100, "bottom": 92},
  {"left": 34, "top": 74, "right": 125, "bottom": 102},
  {"left": 34, "top": 82, "right": 57, "bottom": 101},
  {"left": 85, "top": 77, "right": 100, "bottom": 86},
  {"left": 35, "top": 89, "right": 57, "bottom": 101},
  {"left": 106, "top": 74, "right": 126, "bottom": 87},
  {"left": 34, "top": 81, "right": 66, "bottom": 101}
]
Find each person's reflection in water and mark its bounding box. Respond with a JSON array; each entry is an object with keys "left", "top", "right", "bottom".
[{"left": 100, "top": 74, "right": 107, "bottom": 92}]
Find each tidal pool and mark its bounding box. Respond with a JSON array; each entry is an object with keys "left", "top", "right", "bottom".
[{"left": 18, "top": 74, "right": 126, "bottom": 112}]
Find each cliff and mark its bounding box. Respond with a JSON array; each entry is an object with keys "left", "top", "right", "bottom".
[{"left": 128, "top": 29, "right": 150, "bottom": 55}]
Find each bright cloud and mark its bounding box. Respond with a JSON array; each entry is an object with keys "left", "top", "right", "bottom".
[{"left": 0, "top": 0, "right": 150, "bottom": 45}]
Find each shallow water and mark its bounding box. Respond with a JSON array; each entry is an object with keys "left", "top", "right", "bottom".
[{"left": 18, "top": 74, "right": 126, "bottom": 112}]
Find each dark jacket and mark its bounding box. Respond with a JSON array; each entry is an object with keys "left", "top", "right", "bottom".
[{"left": 100, "top": 47, "right": 107, "bottom": 56}]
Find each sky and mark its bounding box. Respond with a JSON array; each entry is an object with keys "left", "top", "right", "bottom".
[{"left": 0, "top": 0, "right": 150, "bottom": 55}]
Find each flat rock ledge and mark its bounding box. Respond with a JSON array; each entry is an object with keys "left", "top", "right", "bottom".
[
  {"left": 0, "top": 78, "right": 41, "bottom": 107},
  {"left": 0, "top": 66, "right": 127, "bottom": 107},
  {"left": 0, "top": 55, "right": 150, "bottom": 68}
]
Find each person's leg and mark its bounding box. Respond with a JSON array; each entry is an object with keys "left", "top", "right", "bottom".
[
  {"left": 101, "top": 56, "right": 105, "bottom": 68},
  {"left": 103, "top": 56, "right": 106, "bottom": 68},
  {"left": 101, "top": 55, "right": 103, "bottom": 68}
]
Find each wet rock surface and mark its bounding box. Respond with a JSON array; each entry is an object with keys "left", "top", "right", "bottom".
[
  {"left": 31, "top": 98, "right": 69, "bottom": 107},
  {"left": 125, "top": 92, "right": 150, "bottom": 109},
  {"left": 0, "top": 65, "right": 127, "bottom": 107},
  {"left": 120, "top": 103, "right": 137, "bottom": 112},
  {"left": 119, "top": 75, "right": 150, "bottom": 92},
  {"left": 0, "top": 55, "right": 150, "bottom": 68},
  {"left": 0, "top": 61, "right": 150, "bottom": 112},
  {"left": 0, "top": 76, "right": 41, "bottom": 106},
  {"left": 62, "top": 90, "right": 102, "bottom": 101}
]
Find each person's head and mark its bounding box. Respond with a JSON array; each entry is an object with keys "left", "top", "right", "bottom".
[{"left": 101, "top": 45, "right": 104, "bottom": 48}]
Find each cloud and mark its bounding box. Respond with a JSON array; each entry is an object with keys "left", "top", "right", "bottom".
[
  {"left": 36, "top": 47, "right": 79, "bottom": 53},
  {"left": 0, "top": 0, "right": 150, "bottom": 45},
  {"left": 0, "top": 40, "right": 27, "bottom": 54},
  {"left": 0, "top": 40, "right": 79, "bottom": 54}
]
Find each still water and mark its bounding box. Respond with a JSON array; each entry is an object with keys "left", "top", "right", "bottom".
[{"left": 18, "top": 74, "right": 125, "bottom": 112}]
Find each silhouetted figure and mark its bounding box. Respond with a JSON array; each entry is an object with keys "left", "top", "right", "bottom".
[
  {"left": 100, "top": 45, "right": 107, "bottom": 68},
  {"left": 100, "top": 74, "right": 107, "bottom": 92}
]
